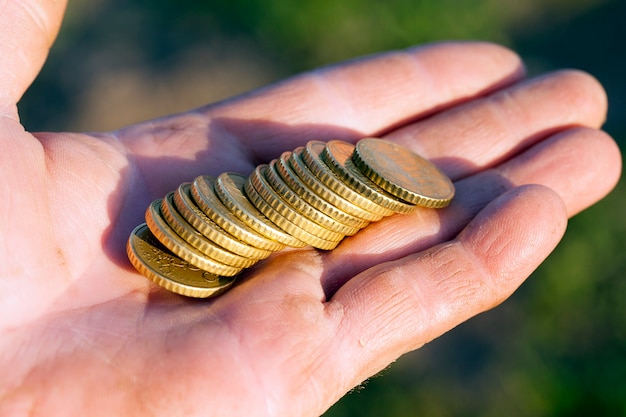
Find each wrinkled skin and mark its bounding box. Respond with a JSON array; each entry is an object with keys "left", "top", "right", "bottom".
[{"left": 0, "top": 1, "right": 621, "bottom": 416}]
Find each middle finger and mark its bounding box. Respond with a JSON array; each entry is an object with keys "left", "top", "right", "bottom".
[{"left": 388, "top": 70, "right": 607, "bottom": 180}]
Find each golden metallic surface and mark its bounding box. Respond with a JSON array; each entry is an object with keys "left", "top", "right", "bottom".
[
  {"left": 214, "top": 172, "right": 306, "bottom": 248},
  {"left": 299, "top": 142, "right": 395, "bottom": 216},
  {"left": 353, "top": 138, "right": 455, "bottom": 208},
  {"left": 191, "top": 176, "right": 285, "bottom": 251},
  {"left": 244, "top": 175, "right": 341, "bottom": 250},
  {"left": 161, "top": 192, "right": 258, "bottom": 269},
  {"left": 270, "top": 157, "right": 369, "bottom": 232},
  {"left": 248, "top": 165, "right": 348, "bottom": 240},
  {"left": 127, "top": 137, "right": 455, "bottom": 299},
  {"left": 287, "top": 149, "right": 385, "bottom": 222},
  {"left": 145, "top": 199, "right": 243, "bottom": 276},
  {"left": 321, "top": 140, "right": 416, "bottom": 214},
  {"left": 173, "top": 183, "right": 273, "bottom": 260},
  {"left": 127, "top": 223, "right": 236, "bottom": 298}
]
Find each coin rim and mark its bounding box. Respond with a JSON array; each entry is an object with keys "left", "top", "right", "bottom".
[
  {"left": 249, "top": 164, "right": 347, "bottom": 241},
  {"left": 161, "top": 192, "right": 259, "bottom": 269},
  {"left": 191, "top": 176, "right": 286, "bottom": 251},
  {"left": 214, "top": 172, "right": 307, "bottom": 248},
  {"left": 244, "top": 174, "right": 340, "bottom": 250},
  {"left": 285, "top": 150, "right": 383, "bottom": 222},
  {"left": 126, "top": 223, "right": 236, "bottom": 298},
  {"left": 173, "top": 183, "right": 273, "bottom": 260},
  {"left": 321, "top": 140, "right": 417, "bottom": 214},
  {"left": 145, "top": 199, "right": 243, "bottom": 276},
  {"left": 268, "top": 158, "right": 367, "bottom": 233},
  {"left": 292, "top": 145, "right": 392, "bottom": 220},
  {"left": 353, "top": 138, "right": 455, "bottom": 208}
]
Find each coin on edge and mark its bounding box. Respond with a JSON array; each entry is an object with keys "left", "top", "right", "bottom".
[
  {"left": 266, "top": 159, "right": 364, "bottom": 235},
  {"left": 244, "top": 167, "right": 342, "bottom": 249},
  {"left": 214, "top": 172, "right": 306, "bottom": 248},
  {"left": 191, "top": 176, "right": 286, "bottom": 252},
  {"left": 298, "top": 142, "right": 395, "bottom": 217},
  {"left": 285, "top": 150, "right": 383, "bottom": 223},
  {"left": 145, "top": 199, "right": 243, "bottom": 276},
  {"left": 161, "top": 192, "right": 258, "bottom": 269},
  {"left": 173, "top": 183, "right": 273, "bottom": 260},
  {"left": 321, "top": 140, "right": 416, "bottom": 214},
  {"left": 127, "top": 223, "right": 236, "bottom": 298},
  {"left": 353, "top": 138, "right": 455, "bottom": 208},
  {"left": 248, "top": 164, "right": 347, "bottom": 241}
]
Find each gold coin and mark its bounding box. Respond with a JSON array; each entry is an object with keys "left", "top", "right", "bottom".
[
  {"left": 191, "top": 176, "right": 285, "bottom": 251},
  {"left": 128, "top": 138, "right": 455, "bottom": 299},
  {"left": 353, "top": 138, "right": 455, "bottom": 208},
  {"left": 286, "top": 149, "right": 385, "bottom": 222},
  {"left": 161, "top": 192, "right": 258, "bottom": 269},
  {"left": 266, "top": 159, "right": 363, "bottom": 235},
  {"left": 173, "top": 183, "right": 273, "bottom": 260},
  {"left": 270, "top": 156, "right": 369, "bottom": 231},
  {"left": 248, "top": 164, "right": 347, "bottom": 241},
  {"left": 321, "top": 140, "right": 416, "bottom": 214},
  {"left": 244, "top": 173, "right": 341, "bottom": 250},
  {"left": 127, "top": 223, "right": 235, "bottom": 298},
  {"left": 298, "top": 142, "right": 395, "bottom": 216},
  {"left": 145, "top": 199, "right": 243, "bottom": 276},
  {"left": 214, "top": 172, "right": 306, "bottom": 248}
]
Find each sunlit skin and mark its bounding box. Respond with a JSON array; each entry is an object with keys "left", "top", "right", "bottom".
[{"left": 0, "top": 1, "right": 621, "bottom": 416}]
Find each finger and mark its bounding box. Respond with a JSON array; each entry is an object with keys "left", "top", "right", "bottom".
[
  {"left": 320, "top": 126, "right": 620, "bottom": 291},
  {"left": 387, "top": 69, "right": 608, "bottom": 180},
  {"left": 0, "top": 0, "right": 67, "bottom": 114},
  {"left": 325, "top": 184, "right": 567, "bottom": 390},
  {"left": 202, "top": 42, "right": 525, "bottom": 161},
  {"left": 497, "top": 127, "right": 620, "bottom": 216},
  {"left": 118, "top": 42, "right": 523, "bottom": 196}
]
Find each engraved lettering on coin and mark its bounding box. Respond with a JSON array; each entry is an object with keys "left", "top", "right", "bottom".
[
  {"left": 127, "top": 138, "right": 455, "bottom": 298},
  {"left": 127, "top": 224, "right": 236, "bottom": 298}
]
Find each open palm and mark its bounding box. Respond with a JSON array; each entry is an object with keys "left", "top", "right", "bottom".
[{"left": 0, "top": 1, "right": 621, "bottom": 416}]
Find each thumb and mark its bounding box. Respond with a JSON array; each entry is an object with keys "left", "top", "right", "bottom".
[{"left": 0, "top": 0, "right": 67, "bottom": 116}]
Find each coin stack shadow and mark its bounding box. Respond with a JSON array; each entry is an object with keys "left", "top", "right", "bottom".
[{"left": 127, "top": 138, "right": 455, "bottom": 298}]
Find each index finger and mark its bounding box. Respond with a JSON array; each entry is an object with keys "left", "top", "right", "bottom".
[{"left": 203, "top": 42, "right": 525, "bottom": 161}]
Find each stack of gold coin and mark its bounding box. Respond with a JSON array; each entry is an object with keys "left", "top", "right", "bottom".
[{"left": 126, "top": 138, "right": 455, "bottom": 298}]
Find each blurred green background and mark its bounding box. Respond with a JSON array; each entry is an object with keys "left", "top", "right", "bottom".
[{"left": 18, "top": 0, "right": 625, "bottom": 415}]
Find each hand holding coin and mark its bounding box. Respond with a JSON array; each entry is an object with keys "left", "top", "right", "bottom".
[
  {"left": 127, "top": 137, "right": 455, "bottom": 298},
  {"left": 0, "top": 1, "right": 620, "bottom": 415}
]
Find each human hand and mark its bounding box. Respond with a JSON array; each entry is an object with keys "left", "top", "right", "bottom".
[{"left": 0, "top": 1, "right": 621, "bottom": 416}]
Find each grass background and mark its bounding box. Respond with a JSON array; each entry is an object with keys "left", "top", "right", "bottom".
[{"left": 18, "top": 0, "right": 626, "bottom": 415}]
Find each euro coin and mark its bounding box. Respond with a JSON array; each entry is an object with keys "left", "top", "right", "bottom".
[
  {"left": 160, "top": 192, "right": 258, "bottom": 269},
  {"left": 191, "top": 176, "right": 285, "bottom": 251},
  {"left": 353, "top": 138, "right": 455, "bottom": 207},
  {"left": 173, "top": 183, "right": 273, "bottom": 260},
  {"left": 247, "top": 165, "right": 347, "bottom": 241},
  {"left": 126, "top": 223, "right": 236, "bottom": 298},
  {"left": 127, "top": 137, "right": 456, "bottom": 299},
  {"left": 214, "top": 172, "right": 306, "bottom": 248},
  {"left": 284, "top": 150, "right": 382, "bottom": 223},
  {"left": 244, "top": 173, "right": 341, "bottom": 250},
  {"left": 321, "top": 140, "right": 416, "bottom": 214},
  {"left": 145, "top": 198, "right": 243, "bottom": 276},
  {"left": 265, "top": 159, "right": 363, "bottom": 235}
]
